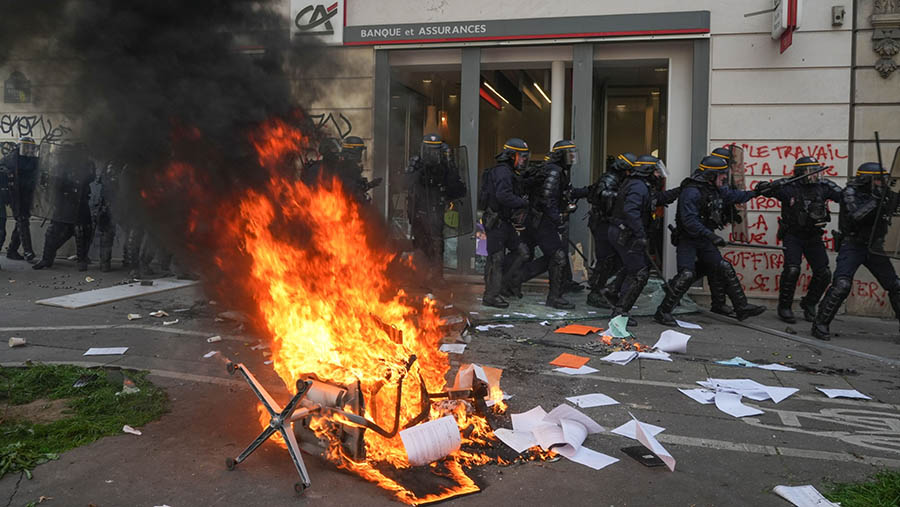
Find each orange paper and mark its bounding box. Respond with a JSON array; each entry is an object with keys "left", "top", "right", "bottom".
[
  {"left": 554, "top": 324, "right": 603, "bottom": 336},
  {"left": 549, "top": 353, "right": 591, "bottom": 369}
]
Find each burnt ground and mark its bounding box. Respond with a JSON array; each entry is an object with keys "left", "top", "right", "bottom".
[{"left": 1, "top": 258, "right": 899, "bottom": 507}]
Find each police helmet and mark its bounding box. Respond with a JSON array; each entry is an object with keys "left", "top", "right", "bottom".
[
  {"left": 496, "top": 138, "right": 530, "bottom": 170},
  {"left": 18, "top": 136, "right": 38, "bottom": 158},
  {"left": 341, "top": 136, "right": 367, "bottom": 162},
  {"left": 793, "top": 156, "right": 825, "bottom": 183},
  {"left": 630, "top": 155, "right": 659, "bottom": 178},
  {"left": 710, "top": 146, "right": 732, "bottom": 162},
  {"left": 421, "top": 133, "right": 442, "bottom": 165},
  {"left": 549, "top": 140, "right": 578, "bottom": 167},
  {"left": 694, "top": 155, "right": 729, "bottom": 184},
  {"left": 318, "top": 137, "right": 342, "bottom": 161},
  {"left": 610, "top": 152, "right": 638, "bottom": 173},
  {"left": 856, "top": 161, "right": 886, "bottom": 178}
]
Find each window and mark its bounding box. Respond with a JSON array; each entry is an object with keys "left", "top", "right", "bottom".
[{"left": 4, "top": 71, "right": 32, "bottom": 103}]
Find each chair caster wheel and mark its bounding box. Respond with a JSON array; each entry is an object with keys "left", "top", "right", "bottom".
[
  {"left": 294, "top": 482, "right": 309, "bottom": 494},
  {"left": 225, "top": 457, "right": 236, "bottom": 471}
]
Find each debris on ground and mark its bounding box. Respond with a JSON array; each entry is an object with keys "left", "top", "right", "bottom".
[
  {"left": 207, "top": 335, "right": 222, "bottom": 343},
  {"left": 772, "top": 484, "right": 838, "bottom": 507},
  {"left": 127, "top": 313, "right": 142, "bottom": 321},
  {"left": 162, "top": 319, "right": 179, "bottom": 326},
  {"left": 815, "top": 388, "right": 871, "bottom": 400},
  {"left": 83, "top": 347, "right": 129, "bottom": 356},
  {"left": 149, "top": 310, "right": 169, "bottom": 318},
  {"left": 549, "top": 353, "right": 590, "bottom": 369},
  {"left": 122, "top": 425, "right": 142, "bottom": 436},
  {"left": 553, "top": 324, "right": 602, "bottom": 336},
  {"left": 439, "top": 343, "right": 466, "bottom": 354},
  {"left": 565, "top": 393, "right": 619, "bottom": 408},
  {"left": 715, "top": 356, "right": 796, "bottom": 371},
  {"left": 203, "top": 351, "right": 219, "bottom": 358},
  {"left": 9, "top": 337, "right": 26, "bottom": 348}
]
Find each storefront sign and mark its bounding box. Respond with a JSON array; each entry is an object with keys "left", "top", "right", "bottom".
[
  {"left": 344, "top": 11, "right": 709, "bottom": 46},
  {"left": 291, "top": 0, "right": 344, "bottom": 45}
]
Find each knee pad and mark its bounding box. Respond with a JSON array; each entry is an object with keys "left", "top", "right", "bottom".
[
  {"left": 717, "top": 260, "right": 736, "bottom": 277},
  {"left": 832, "top": 277, "right": 853, "bottom": 297},
  {"left": 635, "top": 265, "right": 651, "bottom": 284},
  {"left": 783, "top": 265, "right": 801, "bottom": 278}
]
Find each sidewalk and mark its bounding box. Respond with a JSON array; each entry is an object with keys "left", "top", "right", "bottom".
[{"left": 1, "top": 261, "right": 898, "bottom": 506}]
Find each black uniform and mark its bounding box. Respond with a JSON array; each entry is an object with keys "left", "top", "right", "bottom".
[
  {"left": 33, "top": 166, "right": 94, "bottom": 271},
  {"left": 479, "top": 139, "right": 530, "bottom": 308},
  {"left": 655, "top": 156, "right": 765, "bottom": 325},
  {"left": 1, "top": 149, "right": 39, "bottom": 261},
  {"left": 759, "top": 157, "right": 842, "bottom": 323},
  {"left": 406, "top": 135, "right": 466, "bottom": 283},
  {"left": 92, "top": 162, "right": 124, "bottom": 272},
  {"left": 811, "top": 163, "right": 900, "bottom": 340},
  {"left": 586, "top": 153, "right": 636, "bottom": 308}
]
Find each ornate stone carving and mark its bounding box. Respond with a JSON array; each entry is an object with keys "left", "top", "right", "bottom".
[{"left": 872, "top": 0, "right": 900, "bottom": 78}]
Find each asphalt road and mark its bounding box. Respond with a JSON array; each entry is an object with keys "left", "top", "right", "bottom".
[{"left": 1, "top": 258, "right": 898, "bottom": 507}]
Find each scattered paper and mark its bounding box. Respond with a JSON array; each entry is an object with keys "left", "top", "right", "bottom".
[
  {"left": 493, "top": 428, "right": 537, "bottom": 453},
  {"left": 400, "top": 416, "right": 461, "bottom": 466},
  {"left": 607, "top": 315, "right": 632, "bottom": 338},
  {"left": 512, "top": 312, "right": 537, "bottom": 318},
  {"left": 652, "top": 330, "right": 691, "bottom": 354},
  {"left": 554, "top": 365, "right": 599, "bottom": 375},
  {"left": 85, "top": 276, "right": 95, "bottom": 283},
  {"left": 162, "top": 319, "right": 179, "bottom": 326},
  {"left": 122, "top": 425, "right": 142, "bottom": 436},
  {"left": 611, "top": 419, "right": 665, "bottom": 440},
  {"left": 126, "top": 313, "right": 141, "bottom": 321},
  {"left": 638, "top": 350, "right": 673, "bottom": 362},
  {"left": 84, "top": 347, "right": 128, "bottom": 356},
  {"left": 634, "top": 417, "right": 675, "bottom": 471},
  {"left": 565, "top": 393, "right": 619, "bottom": 408},
  {"left": 203, "top": 350, "right": 219, "bottom": 358},
  {"left": 716, "top": 356, "right": 796, "bottom": 371},
  {"left": 250, "top": 343, "right": 269, "bottom": 351},
  {"left": 8, "top": 337, "right": 26, "bottom": 348},
  {"left": 772, "top": 485, "right": 839, "bottom": 507},
  {"left": 698, "top": 378, "right": 798, "bottom": 404},
  {"left": 539, "top": 320, "right": 550, "bottom": 326},
  {"left": 511, "top": 406, "right": 548, "bottom": 433},
  {"left": 714, "top": 392, "right": 764, "bottom": 418},
  {"left": 678, "top": 388, "right": 715, "bottom": 405},
  {"left": 543, "top": 404, "right": 605, "bottom": 433},
  {"left": 554, "top": 324, "right": 602, "bottom": 336},
  {"left": 675, "top": 319, "right": 702, "bottom": 329},
  {"left": 440, "top": 343, "right": 467, "bottom": 354},
  {"left": 815, "top": 388, "right": 872, "bottom": 400},
  {"left": 600, "top": 351, "right": 638, "bottom": 365},
  {"left": 566, "top": 446, "right": 620, "bottom": 470},
  {"left": 475, "top": 324, "right": 514, "bottom": 332},
  {"left": 149, "top": 310, "right": 169, "bottom": 318},
  {"left": 207, "top": 335, "right": 222, "bottom": 343},
  {"left": 549, "top": 353, "right": 590, "bottom": 369}
]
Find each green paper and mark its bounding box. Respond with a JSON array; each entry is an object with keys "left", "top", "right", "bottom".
[{"left": 608, "top": 315, "right": 632, "bottom": 338}]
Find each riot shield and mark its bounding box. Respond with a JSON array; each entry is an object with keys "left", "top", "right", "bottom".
[
  {"left": 32, "top": 143, "right": 95, "bottom": 225},
  {"left": 872, "top": 146, "right": 900, "bottom": 259},
  {"left": 727, "top": 144, "right": 750, "bottom": 243},
  {"left": 443, "top": 146, "right": 473, "bottom": 239}
]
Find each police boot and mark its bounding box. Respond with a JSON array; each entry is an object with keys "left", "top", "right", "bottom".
[
  {"left": 800, "top": 267, "right": 831, "bottom": 322},
  {"left": 811, "top": 277, "right": 851, "bottom": 341},
  {"left": 586, "top": 256, "right": 615, "bottom": 309},
  {"left": 99, "top": 230, "right": 113, "bottom": 272},
  {"left": 500, "top": 244, "right": 532, "bottom": 299},
  {"left": 719, "top": 261, "right": 765, "bottom": 321},
  {"left": 32, "top": 223, "right": 66, "bottom": 270},
  {"left": 601, "top": 267, "right": 625, "bottom": 307},
  {"left": 6, "top": 226, "right": 22, "bottom": 260},
  {"left": 75, "top": 225, "right": 92, "bottom": 272},
  {"left": 547, "top": 250, "right": 575, "bottom": 310},
  {"left": 560, "top": 251, "right": 583, "bottom": 293},
  {"left": 708, "top": 271, "right": 734, "bottom": 317},
  {"left": 17, "top": 218, "right": 35, "bottom": 262},
  {"left": 614, "top": 267, "right": 650, "bottom": 326},
  {"left": 482, "top": 251, "right": 509, "bottom": 308},
  {"left": 654, "top": 270, "right": 694, "bottom": 326},
  {"left": 777, "top": 265, "right": 801, "bottom": 324}
]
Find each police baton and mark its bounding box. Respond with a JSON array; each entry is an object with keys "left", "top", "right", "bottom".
[
  {"left": 567, "top": 239, "right": 591, "bottom": 266},
  {"left": 725, "top": 242, "right": 785, "bottom": 251},
  {"left": 759, "top": 165, "right": 830, "bottom": 189}
]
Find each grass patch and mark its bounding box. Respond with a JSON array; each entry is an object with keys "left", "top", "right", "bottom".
[
  {"left": 825, "top": 470, "right": 900, "bottom": 507},
  {"left": 0, "top": 364, "right": 168, "bottom": 479}
]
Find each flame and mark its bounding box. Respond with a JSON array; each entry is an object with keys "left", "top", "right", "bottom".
[{"left": 157, "top": 117, "right": 508, "bottom": 503}]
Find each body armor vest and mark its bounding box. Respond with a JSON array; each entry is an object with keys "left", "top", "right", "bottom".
[{"left": 678, "top": 178, "right": 726, "bottom": 231}]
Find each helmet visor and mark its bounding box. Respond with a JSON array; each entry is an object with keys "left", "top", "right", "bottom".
[
  {"left": 19, "top": 142, "right": 38, "bottom": 158},
  {"left": 565, "top": 149, "right": 578, "bottom": 167},
  {"left": 515, "top": 151, "right": 530, "bottom": 170},
  {"left": 655, "top": 159, "right": 669, "bottom": 180}
]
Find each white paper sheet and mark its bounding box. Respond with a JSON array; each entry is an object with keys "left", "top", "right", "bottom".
[
  {"left": 600, "top": 351, "right": 638, "bottom": 365},
  {"left": 554, "top": 365, "right": 599, "bottom": 375},
  {"left": 439, "top": 343, "right": 467, "bottom": 354},
  {"left": 815, "top": 388, "right": 872, "bottom": 400},
  {"left": 511, "top": 406, "right": 548, "bottom": 433},
  {"left": 772, "top": 485, "right": 839, "bottom": 507},
  {"left": 638, "top": 350, "right": 673, "bottom": 362},
  {"left": 400, "top": 415, "right": 461, "bottom": 466},
  {"left": 565, "top": 393, "right": 619, "bottom": 408},
  {"left": 566, "top": 446, "right": 620, "bottom": 470},
  {"left": 714, "top": 392, "right": 764, "bottom": 418},
  {"left": 84, "top": 347, "right": 129, "bottom": 356},
  {"left": 634, "top": 418, "right": 675, "bottom": 471},
  {"left": 203, "top": 350, "right": 219, "bottom": 358},
  {"left": 756, "top": 363, "right": 796, "bottom": 371},
  {"left": 475, "top": 324, "right": 514, "bottom": 331},
  {"left": 652, "top": 329, "right": 691, "bottom": 353},
  {"left": 532, "top": 422, "right": 567, "bottom": 452},
  {"left": 492, "top": 428, "right": 537, "bottom": 453},
  {"left": 611, "top": 419, "right": 664, "bottom": 440},
  {"left": 678, "top": 388, "right": 716, "bottom": 405},
  {"left": 675, "top": 319, "right": 702, "bottom": 329},
  {"left": 543, "top": 404, "right": 605, "bottom": 433},
  {"left": 699, "top": 378, "right": 797, "bottom": 404}
]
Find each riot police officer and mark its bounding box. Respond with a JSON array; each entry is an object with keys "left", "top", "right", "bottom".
[
  {"left": 655, "top": 155, "right": 766, "bottom": 325},
  {"left": 2, "top": 136, "right": 40, "bottom": 262},
  {"left": 92, "top": 161, "right": 124, "bottom": 272},
  {"left": 478, "top": 138, "right": 530, "bottom": 308},
  {"left": 302, "top": 137, "right": 342, "bottom": 186},
  {"left": 756, "top": 156, "right": 842, "bottom": 323},
  {"left": 585, "top": 153, "right": 637, "bottom": 308},
  {"left": 608, "top": 155, "right": 677, "bottom": 323},
  {"left": 406, "top": 133, "right": 466, "bottom": 285},
  {"left": 811, "top": 162, "right": 900, "bottom": 340},
  {"left": 337, "top": 136, "right": 382, "bottom": 202}
]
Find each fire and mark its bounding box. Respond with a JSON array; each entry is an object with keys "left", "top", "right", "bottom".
[{"left": 155, "top": 116, "right": 505, "bottom": 503}]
